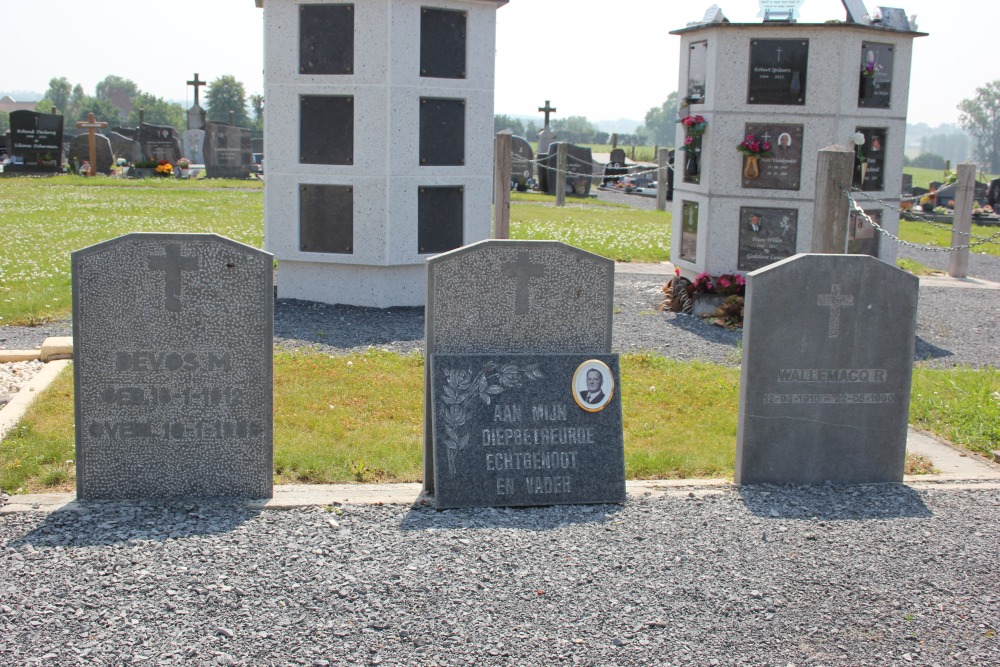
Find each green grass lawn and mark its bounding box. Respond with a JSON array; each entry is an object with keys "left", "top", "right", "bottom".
[
  {"left": 898, "top": 219, "right": 1000, "bottom": 257},
  {"left": 1, "top": 354, "right": 995, "bottom": 494},
  {"left": 903, "top": 166, "right": 999, "bottom": 191}
]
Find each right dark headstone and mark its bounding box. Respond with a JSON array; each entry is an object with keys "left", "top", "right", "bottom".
[
  {"left": 137, "top": 122, "right": 183, "bottom": 164},
  {"left": 736, "top": 254, "right": 918, "bottom": 485},
  {"left": 204, "top": 122, "right": 253, "bottom": 179}
]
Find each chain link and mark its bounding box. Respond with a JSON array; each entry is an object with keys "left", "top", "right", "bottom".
[
  {"left": 849, "top": 189, "right": 994, "bottom": 240},
  {"left": 843, "top": 188, "right": 1000, "bottom": 252}
]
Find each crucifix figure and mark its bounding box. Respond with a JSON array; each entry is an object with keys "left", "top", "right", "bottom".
[
  {"left": 187, "top": 73, "right": 206, "bottom": 108},
  {"left": 538, "top": 100, "right": 557, "bottom": 129},
  {"left": 75, "top": 112, "right": 108, "bottom": 177},
  {"left": 817, "top": 284, "right": 854, "bottom": 338},
  {"left": 502, "top": 251, "right": 545, "bottom": 315},
  {"left": 149, "top": 245, "right": 200, "bottom": 313}
]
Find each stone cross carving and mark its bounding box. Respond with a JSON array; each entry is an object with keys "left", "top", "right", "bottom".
[
  {"left": 502, "top": 251, "right": 545, "bottom": 315},
  {"left": 149, "top": 245, "right": 199, "bottom": 312},
  {"left": 817, "top": 284, "right": 854, "bottom": 338},
  {"left": 75, "top": 112, "right": 108, "bottom": 177},
  {"left": 538, "top": 100, "right": 557, "bottom": 129},
  {"left": 187, "top": 73, "right": 206, "bottom": 107},
  {"left": 775, "top": 45, "right": 783, "bottom": 61}
]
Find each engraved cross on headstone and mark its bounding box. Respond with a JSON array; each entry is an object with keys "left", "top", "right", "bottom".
[
  {"left": 759, "top": 130, "right": 772, "bottom": 144},
  {"left": 187, "top": 73, "right": 206, "bottom": 108},
  {"left": 538, "top": 100, "right": 557, "bottom": 129},
  {"left": 817, "top": 284, "right": 854, "bottom": 338},
  {"left": 775, "top": 45, "right": 783, "bottom": 61},
  {"left": 502, "top": 251, "right": 545, "bottom": 315},
  {"left": 149, "top": 245, "right": 199, "bottom": 312}
]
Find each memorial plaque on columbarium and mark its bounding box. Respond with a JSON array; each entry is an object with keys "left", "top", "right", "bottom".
[
  {"left": 423, "top": 240, "right": 614, "bottom": 494},
  {"left": 431, "top": 353, "right": 625, "bottom": 509},
  {"left": 853, "top": 127, "right": 887, "bottom": 192},
  {"left": 858, "top": 42, "right": 893, "bottom": 108},
  {"left": 737, "top": 207, "right": 797, "bottom": 271},
  {"left": 742, "top": 123, "right": 803, "bottom": 190},
  {"left": 736, "top": 254, "right": 918, "bottom": 486},
  {"left": 747, "top": 39, "right": 808, "bottom": 105},
  {"left": 72, "top": 233, "right": 274, "bottom": 500}
]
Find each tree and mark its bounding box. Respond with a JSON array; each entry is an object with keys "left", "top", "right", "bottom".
[
  {"left": 72, "top": 97, "right": 122, "bottom": 125},
  {"left": 911, "top": 152, "right": 946, "bottom": 169},
  {"left": 958, "top": 80, "right": 1000, "bottom": 172},
  {"left": 524, "top": 120, "right": 539, "bottom": 138},
  {"left": 126, "top": 92, "right": 185, "bottom": 129},
  {"left": 95, "top": 76, "right": 139, "bottom": 102},
  {"left": 642, "top": 92, "right": 680, "bottom": 146},
  {"left": 249, "top": 94, "right": 265, "bottom": 131},
  {"left": 204, "top": 75, "right": 250, "bottom": 127},
  {"left": 494, "top": 114, "right": 525, "bottom": 136},
  {"left": 44, "top": 77, "right": 72, "bottom": 114},
  {"left": 551, "top": 116, "right": 595, "bottom": 143},
  {"left": 0, "top": 111, "right": 8, "bottom": 134}
]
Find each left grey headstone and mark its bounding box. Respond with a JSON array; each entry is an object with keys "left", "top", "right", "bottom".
[{"left": 72, "top": 233, "right": 274, "bottom": 500}]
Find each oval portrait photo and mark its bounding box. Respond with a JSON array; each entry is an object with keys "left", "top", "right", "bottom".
[{"left": 572, "top": 359, "right": 615, "bottom": 412}]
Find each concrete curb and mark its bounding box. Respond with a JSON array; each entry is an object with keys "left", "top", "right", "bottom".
[
  {"left": 0, "top": 359, "right": 71, "bottom": 441},
  {"left": 0, "top": 336, "right": 74, "bottom": 363}
]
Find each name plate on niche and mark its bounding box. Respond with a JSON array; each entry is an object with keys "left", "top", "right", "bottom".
[
  {"left": 430, "top": 353, "right": 625, "bottom": 509},
  {"left": 748, "top": 39, "right": 808, "bottom": 105},
  {"left": 72, "top": 233, "right": 274, "bottom": 500},
  {"left": 742, "top": 123, "right": 803, "bottom": 190}
]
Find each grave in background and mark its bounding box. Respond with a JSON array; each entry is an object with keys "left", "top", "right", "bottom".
[
  {"left": 5, "top": 110, "right": 64, "bottom": 173},
  {"left": 204, "top": 122, "right": 252, "bottom": 179},
  {"left": 424, "top": 239, "right": 617, "bottom": 500},
  {"left": 736, "top": 253, "right": 918, "bottom": 485},
  {"left": 136, "top": 122, "right": 183, "bottom": 164},
  {"left": 72, "top": 233, "right": 274, "bottom": 500}
]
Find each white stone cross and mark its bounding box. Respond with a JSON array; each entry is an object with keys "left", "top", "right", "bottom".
[{"left": 817, "top": 284, "right": 854, "bottom": 338}]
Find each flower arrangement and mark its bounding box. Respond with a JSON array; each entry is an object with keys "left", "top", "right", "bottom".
[
  {"left": 662, "top": 269, "right": 746, "bottom": 328},
  {"left": 861, "top": 60, "right": 882, "bottom": 78},
  {"left": 737, "top": 134, "right": 773, "bottom": 158},
  {"left": 155, "top": 160, "right": 173, "bottom": 176},
  {"left": 134, "top": 159, "right": 158, "bottom": 168},
  {"left": 677, "top": 114, "right": 707, "bottom": 152},
  {"left": 973, "top": 203, "right": 995, "bottom": 216},
  {"left": 176, "top": 158, "right": 191, "bottom": 169},
  {"left": 692, "top": 271, "right": 746, "bottom": 297}
]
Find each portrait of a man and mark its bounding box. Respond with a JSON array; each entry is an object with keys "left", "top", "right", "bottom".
[
  {"left": 580, "top": 368, "right": 605, "bottom": 405},
  {"left": 750, "top": 213, "right": 763, "bottom": 233},
  {"left": 573, "top": 360, "right": 615, "bottom": 412}
]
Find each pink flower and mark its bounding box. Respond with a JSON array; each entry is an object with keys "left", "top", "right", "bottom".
[
  {"left": 762, "top": 142, "right": 771, "bottom": 151},
  {"left": 745, "top": 134, "right": 755, "bottom": 143},
  {"left": 718, "top": 277, "right": 731, "bottom": 288},
  {"left": 684, "top": 136, "right": 694, "bottom": 145},
  {"left": 749, "top": 142, "right": 761, "bottom": 152},
  {"left": 674, "top": 267, "right": 681, "bottom": 276}
]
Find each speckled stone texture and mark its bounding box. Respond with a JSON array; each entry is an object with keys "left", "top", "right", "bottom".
[
  {"left": 430, "top": 353, "right": 625, "bottom": 509},
  {"left": 423, "top": 240, "right": 615, "bottom": 494},
  {"left": 71, "top": 234, "right": 274, "bottom": 500},
  {"left": 736, "top": 253, "right": 918, "bottom": 485}
]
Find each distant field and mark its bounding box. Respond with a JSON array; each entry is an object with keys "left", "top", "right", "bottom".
[{"left": 903, "top": 166, "right": 998, "bottom": 191}]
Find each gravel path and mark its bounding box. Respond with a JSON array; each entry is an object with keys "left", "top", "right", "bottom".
[{"left": 1, "top": 484, "right": 998, "bottom": 666}]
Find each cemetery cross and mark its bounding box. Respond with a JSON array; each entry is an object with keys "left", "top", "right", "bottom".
[
  {"left": 538, "top": 100, "right": 557, "bottom": 128},
  {"left": 187, "top": 73, "right": 207, "bottom": 107},
  {"left": 75, "top": 112, "right": 108, "bottom": 177},
  {"left": 817, "top": 283, "right": 854, "bottom": 338},
  {"left": 148, "top": 244, "right": 200, "bottom": 313}
]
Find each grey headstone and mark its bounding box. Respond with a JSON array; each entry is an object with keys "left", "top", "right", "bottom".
[
  {"left": 423, "top": 240, "right": 614, "bottom": 494},
  {"left": 511, "top": 135, "right": 533, "bottom": 188},
  {"left": 736, "top": 254, "right": 918, "bottom": 486},
  {"left": 430, "top": 353, "right": 625, "bottom": 509},
  {"left": 137, "top": 122, "right": 183, "bottom": 164},
  {"left": 536, "top": 127, "right": 556, "bottom": 156},
  {"left": 187, "top": 103, "right": 206, "bottom": 131},
  {"left": 204, "top": 122, "right": 252, "bottom": 179},
  {"left": 183, "top": 129, "right": 206, "bottom": 164},
  {"left": 105, "top": 131, "right": 136, "bottom": 163},
  {"left": 72, "top": 233, "right": 274, "bottom": 500},
  {"left": 68, "top": 133, "right": 114, "bottom": 174}
]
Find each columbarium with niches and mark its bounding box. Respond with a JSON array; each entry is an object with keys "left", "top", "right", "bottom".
[
  {"left": 670, "top": 14, "right": 923, "bottom": 279},
  {"left": 257, "top": 0, "right": 507, "bottom": 307}
]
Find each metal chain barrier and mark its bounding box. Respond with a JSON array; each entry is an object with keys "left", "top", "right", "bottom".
[
  {"left": 849, "top": 189, "right": 993, "bottom": 240},
  {"left": 843, "top": 188, "right": 1000, "bottom": 252}
]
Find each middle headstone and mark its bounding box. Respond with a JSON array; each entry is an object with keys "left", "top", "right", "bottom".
[
  {"left": 204, "top": 122, "right": 252, "bottom": 179},
  {"left": 136, "top": 122, "right": 183, "bottom": 164},
  {"left": 423, "top": 240, "right": 616, "bottom": 497},
  {"left": 736, "top": 253, "right": 918, "bottom": 485}
]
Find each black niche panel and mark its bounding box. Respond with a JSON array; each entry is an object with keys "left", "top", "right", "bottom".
[
  {"left": 748, "top": 39, "right": 808, "bottom": 105},
  {"left": 300, "top": 184, "right": 354, "bottom": 254},
  {"left": 300, "top": 95, "right": 354, "bottom": 165},
  {"left": 420, "top": 98, "right": 465, "bottom": 166},
  {"left": 418, "top": 186, "right": 464, "bottom": 254},
  {"left": 300, "top": 4, "right": 354, "bottom": 75},
  {"left": 421, "top": 7, "right": 467, "bottom": 79},
  {"left": 858, "top": 42, "right": 894, "bottom": 109}
]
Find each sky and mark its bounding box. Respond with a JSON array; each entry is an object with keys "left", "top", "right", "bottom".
[{"left": 2, "top": 0, "right": 993, "bottom": 130}]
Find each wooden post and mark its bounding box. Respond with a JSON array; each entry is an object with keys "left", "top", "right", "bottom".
[
  {"left": 656, "top": 148, "right": 670, "bottom": 212},
  {"left": 139, "top": 108, "right": 145, "bottom": 124},
  {"left": 75, "top": 112, "right": 108, "bottom": 177},
  {"left": 494, "top": 131, "right": 512, "bottom": 239},
  {"left": 229, "top": 110, "right": 236, "bottom": 127},
  {"left": 555, "top": 142, "right": 568, "bottom": 207},
  {"left": 611, "top": 133, "right": 618, "bottom": 149},
  {"left": 948, "top": 163, "right": 976, "bottom": 278},
  {"left": 811, "top": 145, "right": 855, "bottom": 253}
]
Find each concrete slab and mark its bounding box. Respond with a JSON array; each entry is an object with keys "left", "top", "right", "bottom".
[
  {"left": 0, "top": 359, "right": 70, "bottom": 441},
  {"left": 0, "top": 350, "right": 40, "bottom": 363},
  {"left": 39, "top": 336, "right": 73, "bottom": 361}
]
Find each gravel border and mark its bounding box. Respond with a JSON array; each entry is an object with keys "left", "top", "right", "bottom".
[{"left": 1, "top": 484, "right": 998, "bottom": 665}]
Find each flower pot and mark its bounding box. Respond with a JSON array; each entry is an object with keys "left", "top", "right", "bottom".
[
  {"left": 685, "top": 151, "right": 700, "bottom": 178},
  {"left": 743, "top": 155, "right": 760, "bottom": 179},
  {"left": 179, "top": 168, "right": 190, "bottom": 179}
]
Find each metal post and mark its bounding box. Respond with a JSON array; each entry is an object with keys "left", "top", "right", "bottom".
[
  {"left": 555, "top": 143, "right": 568, "bottom": 207},
  {"left": 494, "top": 131, "right": 512, "bottom": 239},
  {"left": 948, "top": 163, "right": 976, "bottom": 278},
  {"left": 811, "top": 146, "right": 856, "bottom": 253},
  {"left": 656, "top": 148, "right": 670, "bottom": 212}
]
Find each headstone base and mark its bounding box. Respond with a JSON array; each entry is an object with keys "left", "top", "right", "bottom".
[{"left": 277, "top": 261, "right": 425, "bottom": 308}]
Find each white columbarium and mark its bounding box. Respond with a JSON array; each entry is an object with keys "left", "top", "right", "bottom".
[
  {"left": 256, "top": 0, "right": 507, "bottom": 307},
  {"left": 670, "top": 11, "right": 924, "bottom": 278}
]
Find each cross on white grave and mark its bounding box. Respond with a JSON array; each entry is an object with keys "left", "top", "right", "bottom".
[
  {"left": 187, "top": 73, "right": 206, "bottom": 107},
  {"left": 75, "top": 112, "right": 108, "bottom": 177},
  {"left": 149, "top": 245, "right": 199, "bottom": 313},
  {"left": 538, "top": 100, "right": 557, "bottom": 129},
  {"left": 502, "top": 251, "right": 545, "bottom": 315},
  {"left": 817, "top": 284, "right": 854, "bottom": 338}
]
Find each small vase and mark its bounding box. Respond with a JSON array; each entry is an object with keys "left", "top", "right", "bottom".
[
  {"left": 685, "top": 151, "right": 700, "bottom": 178},
  {"left": 743, "top": 155, "right": 760, "bottom": 180},
  {"left": 180, "top": 168, "right": 190, "bottom": 179}
]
